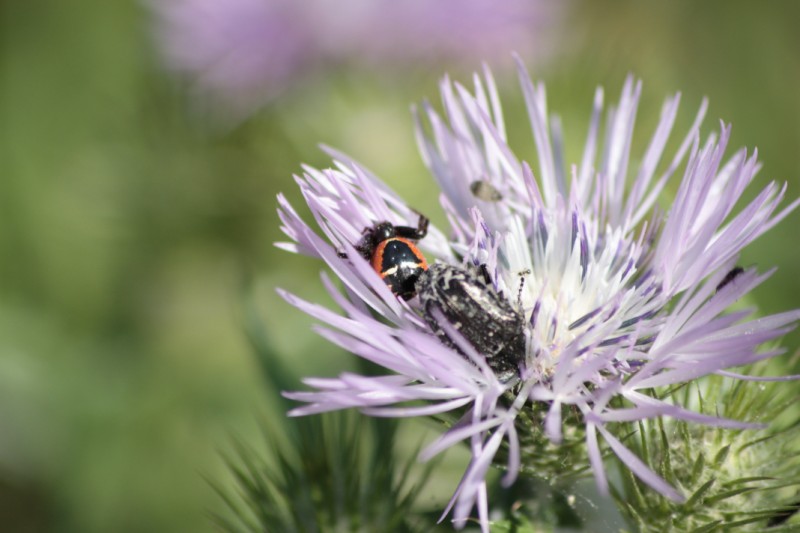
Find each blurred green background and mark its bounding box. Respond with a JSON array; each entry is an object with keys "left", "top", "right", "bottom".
[{"left": 2, "top": 1, "right": 799, "bottom": 531}]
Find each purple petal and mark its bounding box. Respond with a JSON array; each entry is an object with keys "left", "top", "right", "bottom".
[{"left": 596, "top": 424, "right": 685, "bottom": 502}]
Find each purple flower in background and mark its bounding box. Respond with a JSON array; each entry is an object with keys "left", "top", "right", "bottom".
[
  {"left": 150, "top": 0, "right": 317, "bottom": 118},
  {"left": 315, "top": 0, "right": 562, "bottom": 68},
  {"left": 277, "top": 62, "right": 799, "bottom": 531},
  {"left": 148, "top": 0, "right": 564, "bottom": 119}
]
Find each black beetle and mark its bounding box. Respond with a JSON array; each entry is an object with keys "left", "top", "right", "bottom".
[{"left": 416, "top": 263, "right": 526, "bottom": 381}]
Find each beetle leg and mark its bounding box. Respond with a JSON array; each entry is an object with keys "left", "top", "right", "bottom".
[
  {"left": 415, "top": 213, "right": 429, "bottom": 239},
  {"left": 516, "top": 270, "right": 530, "bottom": 309}
]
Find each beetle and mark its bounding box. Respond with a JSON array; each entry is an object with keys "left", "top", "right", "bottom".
[
  {"left": 345, "top": 215, "right": 429, "bottom": 300},
  {"left": 415, "top": 262, "right": 526, "bottom": 381}
]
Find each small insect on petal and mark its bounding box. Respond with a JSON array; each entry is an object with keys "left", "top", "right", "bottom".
[
  {"left": 470, "top": 180, "right": 504, "bottom": 202},
  {"left": 715, "top": 266, "right": 745, "bottom": 292}
]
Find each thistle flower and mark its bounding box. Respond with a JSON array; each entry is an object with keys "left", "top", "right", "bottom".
[{"left": 276, "top": 61, "right": 800, "bottom": 531}]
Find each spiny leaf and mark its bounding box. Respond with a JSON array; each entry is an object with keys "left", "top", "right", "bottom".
[
  {"left": 712, "top": 444, "right": 730, "bottom": 467},
  {"left": 687, "top": 519, "right": 721, "bottom": 533},
  {"left": 212, "top": 412, "right": 436, "bottom": 533},
  {"left": 703, "top": 486, "right": 756, "bottom": 505},
  {"left": 737, "top": 433, "right": 779, "bottom": 454},
  {"left": 720, "top": 476, "right": 774, "bottom": 488},
  {"left": 689, "top": 452, "right": 705, "bottom": 486},
  {"left": 684, "top": 478, "right": 715, "bottom": 508},
  {"left": 657, "top": 418, "right": 675, "bottom": 485},
  {"left": 758, "top": 479, "right": 800, "bottom": 491}
]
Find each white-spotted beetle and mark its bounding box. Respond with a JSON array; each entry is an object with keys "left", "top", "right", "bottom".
[{"left": 416, "top": 262, "right": 526, "bottom": 381}]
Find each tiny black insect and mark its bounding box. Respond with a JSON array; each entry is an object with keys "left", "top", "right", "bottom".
[
  {"left": 343, "top": 215, "right": 429, "bottom": 300},
  {"left": 716, "top": 266, "right": 744, "bottom": 292},
  {"left": 416, "top": 263, "right": 526, "bottom": 381}
]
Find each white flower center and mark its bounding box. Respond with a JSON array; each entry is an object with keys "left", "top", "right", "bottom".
[{"left": 496, "top": 211, "right": 652, "bottom": 377}]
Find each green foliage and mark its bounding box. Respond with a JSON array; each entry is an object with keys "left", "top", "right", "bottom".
[
  {"left": 212, "top": 413, "right": 437, "bottom": 533},
  {"left": 487, "top": 476, "right": 590, "bottom": 532},
  {"left": 609, "top": 373, "right": 800, "bottom": 532}
]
